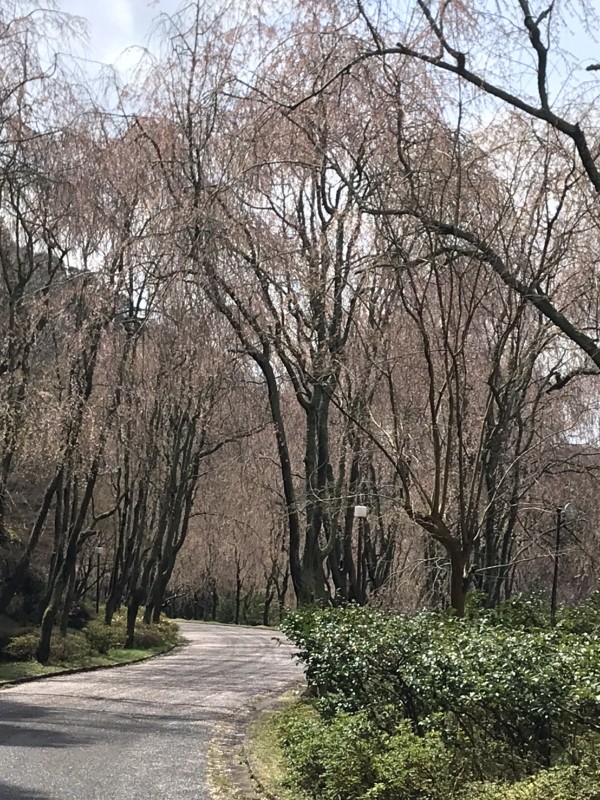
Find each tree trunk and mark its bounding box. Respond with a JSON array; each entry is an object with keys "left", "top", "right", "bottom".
[
  {"left": 104, "top": 593, "right": 119, "bottom": 626},
  {"left": 125, "top": 600, "right": 140, "bottom": 649},
  {"left": 277, "top": 567, "right": 289, "bottom": 623},
  {"left": 211, "top": 585, "right": 218, "bottom": 621},
  {"left": 143, "top": 602, "right": 153, "bottom": 625},
  {"left": 36, "top": 569, "right": 67, "bottom": 664},
  {"left": 59, "top": 562, "right": 77, "bottom": 636},
  {"left": 235, "top": 559, "right": 242, "bottom": 625},
  {"left": 263, "top": 588, "right": 274, "bottom": 627},
  {"left": 36, "top": 604, "right": 57, "bottom": 665},
  {"left": 448, "top": 546, "right": 468, "bottom": 618},
  {"left": 260, "top": 357, "right": 304, "bottom": 602}
]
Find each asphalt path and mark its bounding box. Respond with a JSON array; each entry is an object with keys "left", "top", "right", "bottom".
[{"left": 0, "top": 622, "right": 302, "bottom": 800}]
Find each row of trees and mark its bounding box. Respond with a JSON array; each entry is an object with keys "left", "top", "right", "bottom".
[{"left": 1, "top": 0, "right": 599, "bottom": 660}]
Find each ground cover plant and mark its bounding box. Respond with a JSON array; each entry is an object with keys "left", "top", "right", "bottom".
[
  {"left": 277, "top": 597, "right": 600, "bottom": 799},
  {"left": 0, "top": 610, "right": 179, "bottom": 683}
]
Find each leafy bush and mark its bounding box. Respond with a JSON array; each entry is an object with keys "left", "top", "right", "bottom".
[
  {"left": 278, "top": 704, "right": 455, "bottom": 800},
  {"left": 366, "top": 725, "right": 457, "bottom": 800},
  {"left": 5, "top": 568, "right": 46, "bottom": 623},
  {"left": 0, "top": 615, "right": 30, "bottom": 653},
  {"left": 85, "top": 613, "right": 178, "bottom": 652},
  {"left": 282, "top": 605, "right": 600, "bottom": 774},
  {"left": 467, "top": 739, "right": 600, "bottom": 800},
  {"left": 468, "top": 590, "right": 600, "bottom": 637},
  {"left": 3, "top": 613, "right": 178, "bottom": 664},
  {"left": 282, "top": 606, "right": 407, "bottom": 716},
  {"left": 4, "top": 632, "right": 39, "bottom": 661},
  {"left": 132, "top": 617, "right": 179, "bottom": 649},
  {"left": 67, "top": 602, "right": 92, "bottom": 631},
  {"left": 5, "top": 630, "right": 93, "bottom": 663},
  {"left": 558, "top": 592, "right": 600, "bottom": 635},
  {"left": 481, "top": 592, "right": 551, "bottom": 630},
  {"left": 84, "top": 618, "right": 125, "bottom": 654},
  {"left": 50, "top": 631, "right": 93, "bottom": 663}
]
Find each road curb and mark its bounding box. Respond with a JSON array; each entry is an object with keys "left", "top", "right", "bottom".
[
  {"left": 0, "top": 638, "right": 185, "bottom": 690},
  {"left": 242, "top": 683, "right": 304, "bottom": 800},
  {"left": 208, "top": 678, "right": 304, "bottom": 800}
]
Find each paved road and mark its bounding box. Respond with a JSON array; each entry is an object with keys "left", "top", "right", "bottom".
[{"left": 0, "top": 623, "right": 301, "bottom": 800}]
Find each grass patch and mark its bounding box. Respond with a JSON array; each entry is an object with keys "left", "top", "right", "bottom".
[
  {"left": 70, "top": 644, "right": 173, "bottom": 669},
  {"left": 0, "top": 661, "right": 63, "bottom": 682},
  {"left": 0, "top": 643, "right": 175, "bottom": 686},
  {"left": 246, "top": 692, "right": 306, "bottom": 800}
]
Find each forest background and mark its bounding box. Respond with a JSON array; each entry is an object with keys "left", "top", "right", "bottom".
[{"left": 1, "top": 0, "right": 600, "bottom": 661}]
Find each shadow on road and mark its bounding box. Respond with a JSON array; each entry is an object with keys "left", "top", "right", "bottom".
[
  {"left": 0, "top": 721, "right": 93, "bottom": 748},
  {"left": 0, "top": 690, "right": 231, "bottom": 750},
  {"left": 0, "top": 780, "right": 51, "bottom": 799},
  {"left": 0, "top": 698, "right": 53, "bottom": 721}
]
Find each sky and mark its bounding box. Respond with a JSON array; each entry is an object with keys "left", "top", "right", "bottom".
[
  {"left": 53, "top": 0, "right": 598, "bottom": 97},
  {"left": 55, "top": 0, "right": 597, "bottom": 62},
  {"left": 55, "top": 0, "right": 182, "bottom": 69}
]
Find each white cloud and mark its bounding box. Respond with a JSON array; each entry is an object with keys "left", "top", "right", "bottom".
[
  {"left": 56, "top": 0, "right": 180, "bottom": 66},
  {"left": 109, "top": 0, "right": 135, "bottom": 32}
]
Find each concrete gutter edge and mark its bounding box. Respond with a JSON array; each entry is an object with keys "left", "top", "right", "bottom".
[
  {"left": 208, "top": 678, "right": 305, "bottom": 800},
  {"left": 242, "top": 682, "right": 304, "bottom": 800}
]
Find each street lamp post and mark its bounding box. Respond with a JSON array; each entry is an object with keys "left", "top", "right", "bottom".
[
  {"left": 354, "top": 505, "right": 369, "bottom": 602},
  {"left": 550, "top": 503, "right": 575, "bottom": 627},
  {"left": 95, "top": 546, "right": 105, "bottom": 614},
  {"left": 550, "top": 507, "right": 563, "bottom": 627}
]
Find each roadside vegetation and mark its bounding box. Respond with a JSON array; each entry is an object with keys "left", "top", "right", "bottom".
[
  {"left": 258, "top": 596, "right": 600, "bottom": 800},
  {"left": 0, "top": 609, "right": 179, "bottom": 684}
]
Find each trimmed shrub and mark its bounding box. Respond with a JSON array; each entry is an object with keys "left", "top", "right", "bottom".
[
  {"left": 278, "top": 704, "right": 455, "bottom": 800},
  {"left": 5, "top": 630, "right": 93, "bottom": 663},
  {"left": 133, "top": 618, "right": 179, "bottom": 649},
  {"left": 84, "top": 618, "right": 125, "bottom": 654},
  {"left": 4, "top": 632, "right": 39, "bottom": 661},
  {"left": 282, "top": 605, "right": 600, "bottom": 775}
]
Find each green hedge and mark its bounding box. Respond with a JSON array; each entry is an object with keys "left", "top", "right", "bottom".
[
  {"left": 83, "top": 614, "right": 179, "bottom": 653},
  {"left": 278, "top": 704, "right": 457, "bottom": 800},
  {"left": 4, "top": 612, "right": 179, "bottom": 664},
  {"left": 282, "top": 602, "right": 600, "bottom": 781},
  {"left": 467, "top": 735, "right": 600, "bottom": 800},
  {"left": 5, "top": 630, "right": 93, "bottom": 663}
]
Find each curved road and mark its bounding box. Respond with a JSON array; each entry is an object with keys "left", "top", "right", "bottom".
[{"left": 0, "top": 623, "right": 301, "bottom": 800}]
